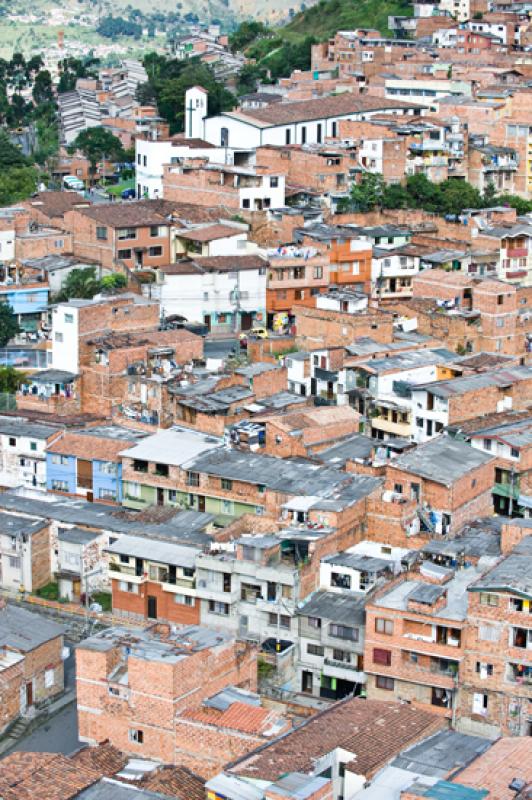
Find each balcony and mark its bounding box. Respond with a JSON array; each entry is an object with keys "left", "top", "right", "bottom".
[
  {"left": 108, "top": 563, "right": 146, "bottom": 584},
  {"left": 507, "top": 247, "right": 528, "bottom": 258},
  {"left": 323, "top": 656, "right": 366, "bottom": 684}
]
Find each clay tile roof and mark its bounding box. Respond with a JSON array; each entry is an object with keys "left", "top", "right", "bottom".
[
  {"left": 75, "top": 200, "right": 174, "bottom": 228},
  {"left": 47, "top": 432, "right": 137, "bottom": 462},
  {"left": 28, "top": 191, "right": 91, "bottom": 218},
  {"left": 177, "top": 224, "right": 241, "bottom": 242},
  {"left": 231, "top": 698, "right": 444, "bottom": 782},
  {"left": 0, "top": 752, "right": 101, "bottom": 800},
  {"left": 183, "top": 702, "right": 274, "bottom": 735},
  {"left": 454, "top": 737, "right": 532, "bottom": 800},
  {"left": 229, "top": 94, "right": 420, "bottom": 127},
  {"left": 70, "top": 742, "right": 128, "bottom": 775},
  {"left": 140, "top": 766, "right": 205, "bottom": 799}
]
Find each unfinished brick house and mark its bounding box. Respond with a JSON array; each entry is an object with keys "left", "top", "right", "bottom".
[
  {"left": 458, "top": 523, "right": 532, "bottom": 738},
  {"left": 50, "top": 294, "right": 203, "bottom": 417},
  {"left": 0, "top": 602, "right": 64, "bottom": 733},
  {"left": 410, "top": 366, "right": 532, "bottom": 444},
  {"left": 383, "top": 436, "right": 495, "bottom": 537},
  {"left": 76, "top": 623, "right": 258, "bottom": 766},
  {"left": 294, "top": 304, "right": 394, "bottom": 349}
]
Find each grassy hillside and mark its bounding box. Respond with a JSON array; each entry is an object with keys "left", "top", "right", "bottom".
[{"left": 284, "top": 0, "right": 413, "bottom": 39}]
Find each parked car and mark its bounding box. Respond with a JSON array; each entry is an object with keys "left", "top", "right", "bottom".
[{"left": 121, "top": 188, "right": 136, "bottom": 199}]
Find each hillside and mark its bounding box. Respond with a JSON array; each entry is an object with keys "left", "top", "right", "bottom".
[{"left": 283, "top": 0, "right": 413, "bottom": 39}]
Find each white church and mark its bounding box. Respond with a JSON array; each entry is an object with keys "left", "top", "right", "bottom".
[{"left": 184, "top": 85, "right": 423, "bottom": 149}]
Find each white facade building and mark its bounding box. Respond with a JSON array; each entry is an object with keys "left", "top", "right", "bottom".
[
  {"left": 135, "top": 133, "right": 231, "bottom": 199},
  {"left": 0, "top": 418, "right": 61, "bottom": 491},
  {"left": 51, "top": 302, "right": 80, "bottom": 373},
  {"left": 158, "top": 255, "right": 267, "bottom": 333},
  {"left": 184, "top": 87, "right": 422, "bottom": 150}
]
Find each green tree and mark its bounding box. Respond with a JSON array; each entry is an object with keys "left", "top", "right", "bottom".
[
  {"left": 156, "top": 62, "right": 235, "bottom": 133},
  {"left": 405, "top": 173, "right": 442, "bottom": 212},
  {"left": 237, "top": 64, "right": 267, "bottom": 96},
  {"left": 496, "top": 194, "right": 532, "bottom": 216},
  {"left": 0, "top": 165, "right": 37, "bottom": 204},
  {"left": 0, "top": 302, "right": 20, "bottom": 347},
  {"left": 70, "top": 127, "right": 124, "bottom": 184},
  {"left": 32, "top": 69, "right": 53, "bottom": 104},
  {"left": 0, "top": 129, "right": 28, "bottom": 167},
  {"left": 55, "top": 267, "right": 101, "bottom": 302},
  {"left": 340, "top": 172, "right": 384, "bottom": 212},
  {"left": 229, "top": 21, "right": 270, "bottom": 52},
  {"left": 382, "top": 181, "right": 410, "bottom": 209},
  {"left": 439, "top": 179, "right": 481, "bottom": 215},
  {"left": 100, "top": 273, "right": 127, "bottom": 292},
  {"left": 0, "top": 366, "right": 25, "bottom": 393}
]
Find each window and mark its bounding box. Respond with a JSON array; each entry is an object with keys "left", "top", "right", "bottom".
[
  {"left": 332, "top": 649, "right": 351, "bottom": 662},
  {"left": 118, "top": 581, "right": 139, "bottom": 594},
  {"left": 331, "top": 572, "right": 351, "bottom": 589},
  {"left": 209, "top": 600, "right": 229, "bottom": 615},
  {"left": 270, "top": 176, "right": 279, "bottom": 188},
  {"left": 511, "top": 447, "right": 519, "bottom": 459},
  {"left": 128, "top": 482, "right": 141, "bottom": 499},
  {"left": 329, "top": 623, "right": 358, "bottom": 641},
  {"left": 472, "top": 692, "right": 488, "bottom": 715},
  {"left": 51, "top": 454, "right": 68, "bottom": 465},
  {"left": 375, "top": 618, "right": 394, "bottom": 635},
  {"left": 307, "top": 643, "right": 324, "bottom": 656},
  {"left": 483, "top": 438, "right": 492, "bottom": 451},
  {"left": 154, "top": 463, "right": 169, "bottom": 477},
  {"left": 55, "top": 332, "right": 64, "bottom": 343},
  {"left": 98, "top": 488, "right": 116, "bottom": 501},
  {"left": 51, "top": 480, "right": 69, "bottom": 492},
  {"left": 480, "top": 593, "right": 499, "bottom": 607},
  {"left": 475, "top": 662, "right": 493, "bottom": 676},
  {"left": 30, "top": 442, "right": 37, "bottom": 451},
  {"left": 187, "top": 471, "right": 199, "bottom": 487},
  {"left": 285, "top": 129, "right": 291, "bottom": 145},
  {"left": 257, "top": 484, "right": 266, "bottom": 494},
  {"left": 301, "top": 126, "right": 307, "bottom": 144},
  {"left": 150, "top": 226, "right": 160, "bottom": 237},
  {"left": 168, "top": 490, "right": 177, "bottom": 502},
  {"left": 313, "top": 266, "right": 323, "bottom": 279},
  {"left": 64, "top": 313, "right": 74, "bottom": 323},
  {"left": 148, "top": 246, "right": 162, "bottom": 257},
  {"left": 44, "top": 668, "right": 55, "bottom": 688},
  {"left": 96, "top": 226, "right": 107, "bottom": 240},
  {"left": 8, "top": 556, "right": 20, "bottom": 569},
  {"left": 376, "top": 675, "right": 394, "bottom": 691},
  {"left": 118, "top": 228, "right": 137, "bottom": 240},
  {"left": 8, "top": 437, "right": 16, "bottom": 447},
  {"left": 479, "top": 624, "right": 499, "bottom": 642},
  {"left": 118, "top": 249, "right": 132, "bottom": 260},
  {"left": 242, "top": 199, "right": 250, "bottom": 209},
  {"left": 394, "top": 483, "right": 403, "bottom": 494},
  {"left": 308, "top": 616, "right": 321, "bottom": 629},
  {"left": 174, "top": 593, "right": 193, "bottom": 606},
  {"left": 221, "top": 478, "right": 233, "bottom": 490},
  {"left": 373, "top": 648, "right": 392, "bottom": 665},
  {"left": 128, "top": 729, "right": 144, "bottom": 744}
]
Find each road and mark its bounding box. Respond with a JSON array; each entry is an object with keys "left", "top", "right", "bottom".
[
  {"left": 8, "top": 642, "right": 81, "bottom": 756},
  {"left": 10, "top": 702, "right": 80, "bottom": 755},
  {"left": 204, "top": 337, "right": 239, "bottom": 360}
]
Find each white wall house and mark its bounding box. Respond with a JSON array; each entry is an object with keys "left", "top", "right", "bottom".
[
  {"left": 159, "top": 255, "right": 267, "bottom": 333},
  {"left": 0, "top": 419, "right": 61, "bottom": 491},
  {"left": 184, "top": 87, "right": 422, "bottom": 151},
  {"left": 135, "top": 134, "right": 232, "bottom": 199},
  {"left": 371, "top": 248, "right": 420, "bottom": 299},
  {"left": 51, "top": 302, "right": 80, "bottom": 373}
]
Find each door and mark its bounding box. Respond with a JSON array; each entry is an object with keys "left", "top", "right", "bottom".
[
  {"left": 77, "top": 459, "right": 92, "bottom": 491},
  {"left": 240, "top": 312, "right": 252, "bottom": 331},
  {"left": 25, "top": 681, "right": 33, "bottom": 708},
  {"left": 86, "top": 491, "right": 93, "bottom": 503},
  {"left": 157, "top": 487, "right": 164, "bottom": 506},
  {"left": 135, "top": 250, "right": 144, "bottom": 268},
  {"left": 302, "top": 671, "right": 313, "bottom": 693},
  {"left": 198, "top": 495, "right": 206, "bottom": 512},
  {"left": 203, "top": 314, "right": 211, "bottom": 332},
  {"left": 147, "top": 595, "right": 157, "bottom": 619}
]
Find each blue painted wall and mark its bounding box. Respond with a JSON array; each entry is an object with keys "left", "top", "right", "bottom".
[
  {"left": 46, "top": 454, "right": 76, "bottom": 493},
  {"left": 0, "top": 287, "right": 49, "bottom": 316}
]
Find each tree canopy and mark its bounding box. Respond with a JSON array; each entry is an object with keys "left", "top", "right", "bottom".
[
  {"left": 70, "top": 127, "right": 125, "bottom": 181},
  {"left": 0, "top": 302, "right": 20, "bottom": 347},
  {"left": 139, "top": 56, "right": 235, "bottom": 134}
]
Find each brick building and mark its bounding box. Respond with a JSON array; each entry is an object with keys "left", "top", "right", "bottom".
[
  {"left": 76, "top": 623, "right": 257, "bottom": 765},
  {"left": 384, "top": 436, "right": 495, "bottom": 536},
  {"left": 0, "top": 602, "right": 64, "bottom": 732}
]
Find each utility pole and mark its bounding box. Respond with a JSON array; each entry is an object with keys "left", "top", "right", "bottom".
[{"left": 232, "top": 270, "right": 241, "bottom": 335}]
